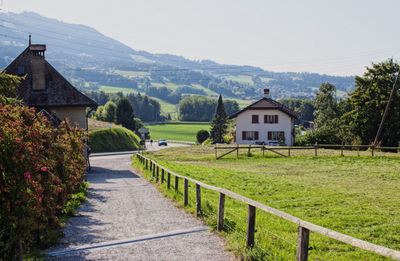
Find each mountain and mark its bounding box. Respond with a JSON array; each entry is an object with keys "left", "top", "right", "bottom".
[{"left": 0, "top": 11, "right": 355, "bottom": 100}]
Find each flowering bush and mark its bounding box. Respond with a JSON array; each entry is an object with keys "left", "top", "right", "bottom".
[{"left": 0, "top": 105, "right": 86, "bottom": 259}]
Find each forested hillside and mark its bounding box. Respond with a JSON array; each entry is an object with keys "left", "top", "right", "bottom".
[{"left": 0, "top": 11, "right": 355, "bottom": 106}]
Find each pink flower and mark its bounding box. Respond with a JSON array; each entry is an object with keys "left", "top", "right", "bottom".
[
  {"left": 40, "top": 166, "right": 48, "bottom": 172},
  {"left": 23, "top": 172, "right": 32, "bottom": 180}
]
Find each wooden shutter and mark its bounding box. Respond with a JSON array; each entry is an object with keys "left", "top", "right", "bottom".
[
  {"left": 275, "top": 115, "right": 279, "bottom": 123},
  {"left": 255, "top": 132, "right": 259, "bottom": 140},
  {"left": 252, "top": 115, "right": 259, "bottom": 123},
  {"left": 268, "top": 132, "right": 272, "bottom": 140},
  {"left": 242, "top": 131, "right": 246, "bottom": 140}
]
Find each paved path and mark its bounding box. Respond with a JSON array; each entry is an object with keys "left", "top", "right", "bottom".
[{"left": 47, "top": 153, "right": 234, "bottom": 260}]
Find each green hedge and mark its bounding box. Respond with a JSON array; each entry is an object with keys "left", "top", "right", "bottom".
[{"left": 89, "top": 127, "right": 141, "bottom": 153}]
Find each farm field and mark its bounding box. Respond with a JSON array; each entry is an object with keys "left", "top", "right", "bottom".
[
  {"left": 134, "top": 146, "right": 400, "bottom": 260},
  {"left": 99, "top": 85, "right": 137, "bottom": 94},
  {"left": 146, "top": 122, "right": 210, "bottom": 142}
]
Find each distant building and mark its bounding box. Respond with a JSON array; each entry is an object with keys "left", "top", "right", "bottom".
[
  {"left": 3, "top": 37, "right": 97, "bottom": 130},
  {"left": 229, "top": 89, "right": 299, "bottom": 146}
]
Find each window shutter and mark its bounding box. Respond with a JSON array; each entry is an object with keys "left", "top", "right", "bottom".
[
  {"left": 275, "top": 115, "right": 279, "bottom": 124},
  {"left": 264, "top": 115, "right": 267, "bottom": 123},
  {"left": 268, "top": 132, "right": 271, "bottom": 140},
  {"left": 242, "top": 131, "right": 246, "bottom": 140},
  {"left": 255, "top": 132, "right": 259, "bottom": 140}
]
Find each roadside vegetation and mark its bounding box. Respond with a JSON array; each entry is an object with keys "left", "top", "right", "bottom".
[
  {"left": 133, "top": 146, "right": 400, "bottom": 260},
  {"left": 89, "top": 126, "right": 141, "bottom": 153}
]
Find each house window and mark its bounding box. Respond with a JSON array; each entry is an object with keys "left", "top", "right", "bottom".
[
  {"left": 264, "top": 115, "right": 279, "bottom": 124},
  {"left": 267, "top": 131, "right": 285, "bottom": 141},
  {"left": 17, "top": 66, "right": 25, "bottom": 75},
  {"left": 242, "top": 131, "right": 259, "bottom": 140},
  {"left": 251, "top": 115, "right": 259, "bottom": 124}
]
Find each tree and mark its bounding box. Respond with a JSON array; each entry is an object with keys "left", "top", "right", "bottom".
[
  {"left": 196, "top": 130, "right": 210, "bottom": 144},
  {"left": 210, "top": 95, "right": 228, "bottom": 143},
  {"left": 116, "top": 98, "right": 135, "bottom": 131},
  {"left": 314, "top": 83, "right": 338, "bottom": 128},
  {"left": 0, "top": 73, "right": 22, "bottom": 104},
  {"left": 345, "top": 59, "right": 400, "bottom": 146},
  {"left": 103, "top": 101, "right": 117, "bottom": 122}
]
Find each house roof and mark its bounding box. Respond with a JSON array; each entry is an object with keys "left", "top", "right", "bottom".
[
  {"left": 229, "top": 97, "right": 300, "bottom": 119},
  {"left": 3, "top": 45, "right": 97, "bottom": 108}
]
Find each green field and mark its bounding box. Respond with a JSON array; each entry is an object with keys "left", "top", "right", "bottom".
[
  {"left": 133, "top": 146, "right": 400, "bottom": 260},
  {"left": 146, "top": 122, "right": 210, "bottom": 142},
  {"left": 223, "top": 74, "right": 254, "bottom": 84},
  {"left": 113, "top": 70, "right": 150, "bottom": 78},
  {"left": 99, "top": 85, "right": 137, "bottom": 94}
]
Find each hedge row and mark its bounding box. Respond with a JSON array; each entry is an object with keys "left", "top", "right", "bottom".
[
  {"left": 0, "top": 105, "right": 87, "bottom": 259},
  {"left": 89, "top": 126, "right": 141, "bottom": 153}
]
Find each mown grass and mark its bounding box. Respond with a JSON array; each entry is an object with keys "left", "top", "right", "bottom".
[
  {"left": 146, "top": 122, "right": 210, "bottom": 142},
  {"left": 132, "top": 146, "right": 400, "bottom": 260}
]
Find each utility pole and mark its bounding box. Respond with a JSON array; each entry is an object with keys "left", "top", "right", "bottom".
[{"left": 373, "top": 70, "right": 400, "bottom": 146}]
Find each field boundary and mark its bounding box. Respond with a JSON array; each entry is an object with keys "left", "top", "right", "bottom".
[
  {"left": 135, "top": 153, "right": 400, "bottom": 261},
  {"left": 215, "top": 144, "right": 400, "bottom": 159}
]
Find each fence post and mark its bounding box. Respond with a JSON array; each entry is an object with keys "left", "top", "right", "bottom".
[
  {"left": 296, "top": 226, "right": 310, "bottom": 261},
  {"left": 196, "top": 184, "right": 202, "bottom": 217},
  {"left": 217, "top": 193, "right": 225, "bottom": 231},
  {"left": 215, "top": 145, "right": 217, "bottom": 159},
  {"left": 288, "top": 147, "right": 291, "bottom": 157},
  {"left": 341, "top": 146, "right": 344, "bottom": 157},
  {"left": 184, "top": 179, "right": 189, "bottom": 206},
  {"left": 371, "top": 145, "right": 375, "bottom": 157},
  {"left": 167, "top": 172, "right": 171, "bottom": 189},
  {"left": 161, "top": 168, "right": 165, "bottom": 183},
  {"left": 314, "top": 142, "right": 318, "bottom": 157},
  {"left": 145, "top": 159, "right": 148, "bottom": 169},
  {"left": 237, "top": 143, "right": 239, "bottom": 158},
  {"left": 175, "top": 176, "right": 179, "bottom": 191},
  {"left": 246, "top": 205, "right": 256, "bottom": 248},
  {"left": 262, "top": 145, "right": 265, "bottom": 157},
  {"left": 156, "top": 165, "right": 159, "bottom": 182},
  {"left": 150, "top": 161, "right": 153, "bottom": 171},
  {"left": 247, "top": 144, "right": 251, "bottom": 157}
]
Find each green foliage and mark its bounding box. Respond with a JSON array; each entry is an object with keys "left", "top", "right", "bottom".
[
  {"left": 279, "top": 98, "right": 315, "bottom": 122},
  {"left": 0, "top": 105, "right": 86, "bottom": 259},
  {"left": 210, "top": 95, "right": 228, "bottom": 143},
  {"left": 134, "top": 146, "right": 400, "bottom": 260},
  {"left": 314, "top": 82, "right": 338, "bottom": 128},
  {"left": 178, "top": 95, "right": 239, "bottom": 122},
  {"left": 103, "top": 100, "right": 117, "bottom": 122},
  {"left": 116, "top": 97, "right": 136, "bottom": 131},
  {"left": 196, "top": 129, "right": 210, "bottom": 144},
  {"left": 0, "top": 73, "right": 23, "bottom": 105},
  {"left": 89, "top": 126, "right": 141, "bottom": 153},
  {"left": 345, "top": 59, "right": 400, "bottom": 146}
]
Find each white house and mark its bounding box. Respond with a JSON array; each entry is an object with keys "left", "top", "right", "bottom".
[{"left": 229, "top": 89, "right": 299, "bottom": 146}]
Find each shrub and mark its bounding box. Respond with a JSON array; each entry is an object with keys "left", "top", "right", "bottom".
[
  {"left": 89, "top": 126, "right": 141, "bottom": 153},
  {"left": 0, "top": 105, "right": 86, "bottom": 259},
  {"left": 196, "top": 129, "right": 210, "bottom": 144}
]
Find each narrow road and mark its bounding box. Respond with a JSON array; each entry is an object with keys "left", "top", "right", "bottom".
[{"left": 47, "top": 153, "right": 234, "bottom": 260}]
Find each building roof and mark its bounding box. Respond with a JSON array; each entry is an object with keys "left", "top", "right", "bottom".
[
  {"left": 229, "top": 97, "right": 300, "bottom": 119},
  {"left": 3, "top": 45, "right": 97, "bottom": 108}
]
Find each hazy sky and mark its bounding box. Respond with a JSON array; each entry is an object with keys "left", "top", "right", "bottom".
[{"left": 4, "top": 0, "right": 400, "bottom": 76}]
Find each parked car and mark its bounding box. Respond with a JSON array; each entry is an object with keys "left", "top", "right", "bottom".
[{"left": 158, "top": 139, "right": 168, "bottom": 146}]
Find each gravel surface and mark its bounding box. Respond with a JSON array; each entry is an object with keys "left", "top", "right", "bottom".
[{"left": 46, "top": 153, "right": 234, "bottom": 261}]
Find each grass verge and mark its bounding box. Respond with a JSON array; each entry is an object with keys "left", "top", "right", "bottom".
[{"left": 132, "top": 146, "right": 400, "bottom": 260}]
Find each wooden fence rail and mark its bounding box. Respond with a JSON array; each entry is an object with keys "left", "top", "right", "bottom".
[
  {"left": 215, "top": 144, "right": 400, "bottom": 159},
  {"left": 135, "top": 153, "right": 400, "bottom": 261}
]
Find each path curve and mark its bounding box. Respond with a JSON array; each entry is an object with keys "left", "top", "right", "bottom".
[{"left": 46, "top": 153, "right": 234, "bottom": 260}]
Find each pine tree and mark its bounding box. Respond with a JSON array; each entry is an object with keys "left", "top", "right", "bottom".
[{"left": 210, "top": 95, "right": 228, "bottom": 143}]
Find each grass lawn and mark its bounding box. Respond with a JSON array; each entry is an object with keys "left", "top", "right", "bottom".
[
  {"left": 133, "top": 146, "right": 400, "bottom": 260},
  {"left": 146, "top": 122, "right": 210, "bottom": 142}
]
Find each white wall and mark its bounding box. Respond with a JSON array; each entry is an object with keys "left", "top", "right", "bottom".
[{"left": 235, "top": 109, "right": 295, "bottom": 145}]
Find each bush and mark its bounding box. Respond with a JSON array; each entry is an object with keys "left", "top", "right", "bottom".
[
  {"left": 196, "top": 130, "right": 210, "bottom": 144},
  {"left": 0, "top": 105, "right": 86, "bottom": 259},
  {"left": 89, "top": 126, "right": 141, "bottom": 153}
]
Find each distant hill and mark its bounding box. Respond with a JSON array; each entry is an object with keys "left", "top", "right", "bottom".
[{"left": 0, "top": 11, "right": 355, "bottom": 100}]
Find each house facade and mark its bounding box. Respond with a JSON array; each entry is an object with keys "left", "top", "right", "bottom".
[
  {"left": 229, "top": 90, "right": 299, "bottom": 146},
  {"left": 3, "top": 39, "right": 97, "bottom": 130}
]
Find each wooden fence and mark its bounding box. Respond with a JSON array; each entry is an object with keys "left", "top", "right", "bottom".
[
  {"left": 135, "top": 153, "right": 400, "bottom": 261},
  {"left": 214, "top": 144, "right": 400, "bottom": 159}
]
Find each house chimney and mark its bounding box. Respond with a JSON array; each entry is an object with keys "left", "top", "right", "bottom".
[
  {"left": 263, "top": 88, "right": 270, "bottom": 98},
  {"left": 29, "top": 34, "right": 31, "bottom": 46}
]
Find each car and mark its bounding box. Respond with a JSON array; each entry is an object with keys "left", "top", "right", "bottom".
[{"left": 158, "top": 139, "right": 168, "bottom": 146}]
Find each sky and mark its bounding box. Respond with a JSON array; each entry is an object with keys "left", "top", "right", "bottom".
[{"left": 4, "top": 0, "right": 400, "bottom": 76}]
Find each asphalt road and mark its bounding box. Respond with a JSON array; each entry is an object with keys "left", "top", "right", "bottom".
[{"left": 46, "top": 152, "right": 234, "bottom": 260}]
